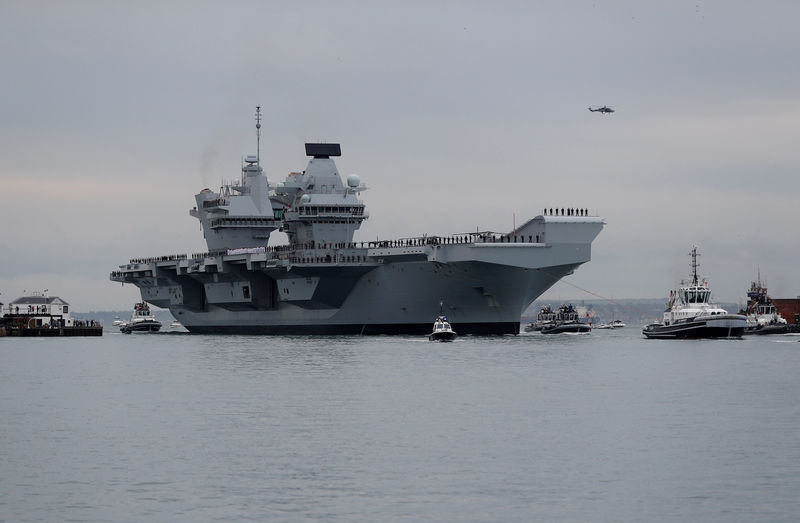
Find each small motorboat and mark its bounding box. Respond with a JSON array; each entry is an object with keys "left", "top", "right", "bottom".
[
  {"left": 595, "top": 319, "right": 626, "bottom": 329},
  {"left": 111, "top": 315, "right": 125, "bottom": 327},
  {"left": 429, "top": 315, "right": 457, "bottom": 342}
]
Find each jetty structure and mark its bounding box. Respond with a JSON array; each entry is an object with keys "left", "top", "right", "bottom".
[
  {"left": 110, "top": 108, "right": 604, "bottom": 335},
  {"left": 1, "top": 293, "right": 102, "bottom": 337}
]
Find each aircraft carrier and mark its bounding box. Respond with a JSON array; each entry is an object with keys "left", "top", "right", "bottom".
[{"left": 110, "top": 108, "right": 604, "bottom": 334}]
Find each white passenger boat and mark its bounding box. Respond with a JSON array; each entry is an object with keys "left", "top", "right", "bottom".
[{"left": 120, "top": 302, "right": 162, "bottom": 334}]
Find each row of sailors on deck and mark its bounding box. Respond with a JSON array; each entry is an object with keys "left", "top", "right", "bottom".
[
  {"left": 367, "top": 235, "right": 540, "bottom": 247},
  {"left": 133, "top": 232, "right": 549, "bottom": 266},
  {"left": 544, "top": 208, "right": 588, "bottom": 216},
  {"left": 202, "top": 235, "right": 542, "bottom": 260},
  {"left": 130, "top": 254, "right": 188, "bottom": 264}
]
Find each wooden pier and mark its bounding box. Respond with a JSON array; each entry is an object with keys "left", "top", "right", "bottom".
[{"left": 0, "top": 316, "right": 103, "bottom": 337}]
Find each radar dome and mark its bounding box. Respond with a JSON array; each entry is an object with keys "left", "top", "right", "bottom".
[
  {"left": 347, "top": 174, "right": 361, "bottom": 188},
  {"left": 300, "top": 194, "right": 311, "bottom": 203}
]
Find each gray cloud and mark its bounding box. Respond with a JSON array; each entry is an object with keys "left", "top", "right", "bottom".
[{"left": 1, "top": 1, "right": 798, "bottom": 310}]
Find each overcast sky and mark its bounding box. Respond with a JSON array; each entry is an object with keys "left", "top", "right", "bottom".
[{"left": 1, "top": 1, "right": 798, "bottom": 312}]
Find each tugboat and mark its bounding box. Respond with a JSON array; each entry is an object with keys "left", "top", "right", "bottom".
[
  {"left": 120, "top": 302, "right": 162, "bottom": 334},
  {"left": 524, "top": 305, "right": 557, "bottom": 332},
  {"left": 540, "top": 304, "right": 591, "bottom": 334},
  {"left": 742, "top": 274, "right": 788, "bottom": 335},
  {"left": 642, "top": 247, "right": 746, "bottom": 339},
  {"left": 428, "top": 305, "right": 457, "bottom": 342}
]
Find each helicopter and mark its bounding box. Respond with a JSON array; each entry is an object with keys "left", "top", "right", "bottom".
[{"left": 588, "top": 106, "right": 615, "bottom": 114}]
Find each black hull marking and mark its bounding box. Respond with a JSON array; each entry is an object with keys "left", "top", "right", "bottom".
[
  {"left": 184, "top": 321, "right": 519, "bottom": 336},
  {"left": 643, "top": 323, "right": 745, "bottom": 339},
  {"left": 743, "top": 326, "right": 789, "bottom": 335}
]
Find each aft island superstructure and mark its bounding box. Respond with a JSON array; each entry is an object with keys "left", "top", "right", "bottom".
[{"left": 110, "top": 108, "right": 604, "bottom": 334}]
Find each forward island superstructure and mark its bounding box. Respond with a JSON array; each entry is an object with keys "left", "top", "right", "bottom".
[{"left": 110, "top": 108, "right": 604, "bottom": 334}]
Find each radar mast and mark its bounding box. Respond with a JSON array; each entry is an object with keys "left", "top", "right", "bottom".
[
  {"left": 689, "top": 246, "right": 700, "bottom": 286},
  {"left": 255, "top": 105, "right": 262, "bottom": 169}
]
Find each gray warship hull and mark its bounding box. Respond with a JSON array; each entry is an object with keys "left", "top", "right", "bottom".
[
  {"left": 166, "top": 261, "right": 575, "bottom": 335},
  {"left": 112, "top": 219, "right": 602, "bottom": 335}
]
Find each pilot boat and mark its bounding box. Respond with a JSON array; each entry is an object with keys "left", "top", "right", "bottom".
[
  {"left": 642, "top": 247, "right": 746, "bottom": 339},
  {"left": 120, "top": 302, "right": 162, "bottom": 333},
  {"left": 429, "top": 315, "right": 457, "bottom": 342}
]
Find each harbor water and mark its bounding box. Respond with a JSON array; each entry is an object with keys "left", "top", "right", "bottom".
[{"left": 2, "top": 329, "right": 800, "bottom": 521}]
